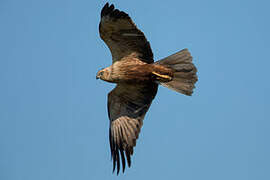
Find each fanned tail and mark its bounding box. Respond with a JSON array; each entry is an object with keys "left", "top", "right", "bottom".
[{"left": 155, "top": 49, "right": 198, "bottom": 96}]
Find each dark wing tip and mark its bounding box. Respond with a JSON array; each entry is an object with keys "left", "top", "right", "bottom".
[
  {"left": 125, "top": 150, "right": 131, "bottom": 167},
  {"left": 101, "top": 3, "right": 112, "bottom": 17},
  {"left": 111, "top": 148, "right": 132, "bottom": 174},
  {"left": 120, "top": 149, "right": 126, "bottom": 173},
  {"left": 101, "top": 3, "right": 129, "bottom": 19},
  {"left": 110, "top": 128, "right": 133, "bottom": 174}
]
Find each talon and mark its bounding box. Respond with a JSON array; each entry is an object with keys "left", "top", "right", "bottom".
[{"left": 152, "top": 71, "right": 172, "bottom": 81}]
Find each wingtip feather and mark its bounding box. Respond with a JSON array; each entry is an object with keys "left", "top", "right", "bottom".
[{"left": 101, "top": 3, "right": 129, "bottom": 19}]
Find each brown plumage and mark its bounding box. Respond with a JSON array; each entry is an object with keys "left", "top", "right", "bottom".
[{"left": 97, "top": 3, "right": 198, "bottom": 174}]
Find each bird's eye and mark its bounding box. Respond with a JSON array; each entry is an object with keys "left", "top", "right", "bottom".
[{"left": 100, "top": 71, "right": 104, "bottom": 76}]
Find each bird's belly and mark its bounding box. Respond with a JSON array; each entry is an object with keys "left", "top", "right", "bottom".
[{"left": 111, "top": 63, "right": 153, "bottom": 84}]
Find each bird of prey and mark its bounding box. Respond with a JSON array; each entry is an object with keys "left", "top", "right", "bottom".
[{"left": 96, "top": 3, "right": 198, "bottom": 174}]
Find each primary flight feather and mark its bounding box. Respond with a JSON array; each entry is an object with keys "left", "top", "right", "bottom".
[{"left": 97, "top": 3, "right": 198, "bottom": 174}]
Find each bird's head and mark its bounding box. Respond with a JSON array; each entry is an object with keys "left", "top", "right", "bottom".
[{"left": 96, "top": 67, "right": 111, "bottom": 82}]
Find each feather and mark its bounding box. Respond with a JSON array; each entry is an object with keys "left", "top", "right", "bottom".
[
  {"left": 99, "top": 3, "right": 153, "bottom": 63},
  {"left": 108, "top": 83, "right": 157, "bottom": 174},
  {"left": 155, "top": 49, "right": 198, "bottom": 96}
]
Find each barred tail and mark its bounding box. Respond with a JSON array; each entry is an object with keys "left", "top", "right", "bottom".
[{"left": 155, "top": 49, "right": 198, "bottom": 96}]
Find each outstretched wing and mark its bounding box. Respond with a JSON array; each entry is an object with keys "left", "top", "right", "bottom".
[
  {"left": 107, "top": 83, "right": 158, "bottom": 174},
  {"left": 99, "top": 3, "right": 153, "bottom": 63}
]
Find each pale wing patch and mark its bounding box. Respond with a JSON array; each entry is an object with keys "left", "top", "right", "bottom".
[{"left": 121, "top": 33, "right": 145, "bottom": 37}]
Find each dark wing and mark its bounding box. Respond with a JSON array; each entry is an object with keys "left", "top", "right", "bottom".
[
  {"left": 107, "top": 83, "right": 158, "bottom": 174},
  {"left": 99, "top": 3, "right": 153, "bottom": 63}
]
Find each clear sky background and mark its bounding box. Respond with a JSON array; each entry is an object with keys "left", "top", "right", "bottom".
[{"left": 1, "top": 0, "right": 269, "bottom": 179}]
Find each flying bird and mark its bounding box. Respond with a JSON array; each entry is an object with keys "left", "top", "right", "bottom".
[{"left": 97, "top": 3, "right": 198, "bottom": 174}]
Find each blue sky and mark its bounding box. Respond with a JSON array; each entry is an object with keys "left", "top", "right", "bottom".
[{"left": 0, "top": 0, "right": 269, "bottom": 179}]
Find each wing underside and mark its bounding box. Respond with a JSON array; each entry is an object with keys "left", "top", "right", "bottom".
[
  {"left": 107, "top": 83, "right": 158, "bottom": 174},
  {"left": 99, "top": 3, "right": 153, "bottom": 63}
]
